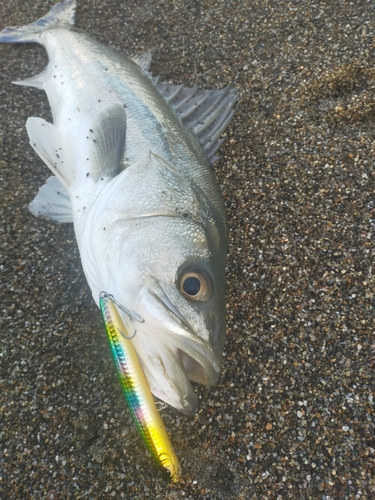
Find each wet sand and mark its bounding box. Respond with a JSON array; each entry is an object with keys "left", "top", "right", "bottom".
[{"left": 1, "top": 1, "right": 374, "bottom": 498}]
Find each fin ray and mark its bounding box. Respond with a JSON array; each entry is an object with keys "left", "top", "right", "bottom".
[
  {"left": 149, "top": 74, "right": 237, "bottom": 163},
  {"left": 86, "top": 105, "right": 127, "bottom": 181},
  {"left": 131, "top": 49, "right": 155, "bottom": 71}
]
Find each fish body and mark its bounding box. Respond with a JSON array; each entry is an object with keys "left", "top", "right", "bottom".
[{"left": 0, "top": 0, "right": 236, "bottom": 415}]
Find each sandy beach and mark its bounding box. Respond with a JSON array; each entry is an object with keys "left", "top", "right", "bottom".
[{"left": 1, "top": 1, "right": 374, "bottom": 498}]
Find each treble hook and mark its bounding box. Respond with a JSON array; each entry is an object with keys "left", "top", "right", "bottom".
[{"left": 99, "top": 292, "right": 144, "bottom": 323}]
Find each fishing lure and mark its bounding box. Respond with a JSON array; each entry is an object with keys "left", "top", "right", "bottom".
[{"left": 99, "top": 292, "right": 182, "bottom": 482}]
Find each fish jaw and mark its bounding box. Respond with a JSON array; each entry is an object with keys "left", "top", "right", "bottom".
[{"left": 131, "top": 335, "right": 200, "bottom": 415}]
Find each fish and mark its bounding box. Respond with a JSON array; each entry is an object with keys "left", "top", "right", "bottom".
[
  {"left": 0, "top": 0, "right": 236, "bottom": 416},
  {"left": 99, "top": 292, "right": 181, "bottom": 482}
]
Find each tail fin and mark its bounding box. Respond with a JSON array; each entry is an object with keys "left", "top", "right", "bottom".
[{"left": 0, "top": 0, "right": 76, "bottom": 44}]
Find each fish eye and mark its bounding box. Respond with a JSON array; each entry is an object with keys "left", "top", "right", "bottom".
[{"left": 179, "top": 269, "right": 211, "bottom": 301}]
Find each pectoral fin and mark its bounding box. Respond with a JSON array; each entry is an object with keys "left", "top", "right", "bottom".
[{"left": 86, "top": 104, "right": 127, "bottom": 181}]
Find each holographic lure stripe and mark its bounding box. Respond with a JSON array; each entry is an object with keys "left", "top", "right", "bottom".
[{"left": 99, "top": 294, "right": 181, "bottom": 482}]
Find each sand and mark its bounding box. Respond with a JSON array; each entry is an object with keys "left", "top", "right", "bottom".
[{"left": 1, "top": 1, "right": 374, "bottom": 498}]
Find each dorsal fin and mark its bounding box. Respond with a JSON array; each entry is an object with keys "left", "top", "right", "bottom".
[
  {"left": 150, "top": 75, "right": 237, "bottom": 163},
  {"left": 131, "top": 49, "right": 155, "bottom": 71}
]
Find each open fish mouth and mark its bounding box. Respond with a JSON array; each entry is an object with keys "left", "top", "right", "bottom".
[
  {"left": 115, "top": 283, "right": 221, "bottom": 415},
  {"left": 136, "top": 335, "right": 220, "bottom": 416}
]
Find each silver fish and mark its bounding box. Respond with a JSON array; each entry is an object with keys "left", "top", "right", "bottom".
[{"left": 0, "top": 0, "right": 236, "bottom": 415}]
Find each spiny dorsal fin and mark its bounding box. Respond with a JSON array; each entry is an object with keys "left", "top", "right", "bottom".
[
  {"left": 150, "top": 75, "right": 237, "bottom": 163},
  {"left": 131, "top": 49, "right": 155, "bottom": 71},
  {"left": 29, "top": 175, "right": 72, "bottom": 223}
]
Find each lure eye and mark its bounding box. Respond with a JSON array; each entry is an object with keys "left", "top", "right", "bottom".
[{"left": 179, "top": 269, "right": 211, "bottom": 301}]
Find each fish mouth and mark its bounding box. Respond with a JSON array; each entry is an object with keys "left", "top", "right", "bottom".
[{"left": 122, "top": 283, "right": 221, "bottom": 415}]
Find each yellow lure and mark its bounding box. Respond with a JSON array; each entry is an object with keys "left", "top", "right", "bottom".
[{"left": 99, "top": 294, "right": 181, "bottom": 482}]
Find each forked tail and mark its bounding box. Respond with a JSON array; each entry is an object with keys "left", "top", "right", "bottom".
[{"left": 0, "top": 0, "right": 76, "bottom": 43}]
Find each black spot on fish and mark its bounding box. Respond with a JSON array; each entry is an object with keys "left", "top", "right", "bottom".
[
  {"left": 103, "top": 227, "right": 106, "bottom": 230},
  {"left": 56, "top": 154, "right": 60, "bottom": 158},
  {"left": 86, "top": 172, "right": 89, "bottom": 177},
  {"left": 57, "top": 191, "right": 60, "bottom": 195},
  {"left": 93, "top": 139, "right": 96, "bottom": 143},
  {"left": 100, "top": 178, "right": 103, "bottom": 181},
  {"left": 98, "top": 99, "right": 101, "bottom": 102},
  {"left": 89, "top": 129, "right": 93, "bottom": 133}
]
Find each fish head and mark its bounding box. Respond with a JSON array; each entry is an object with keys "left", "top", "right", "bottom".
[
  {"left": 107, "top": 216, "right": 226, "bottom": 415},
  {"left": 82, "top": 152, "right": 228, "bottom": 414}
]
